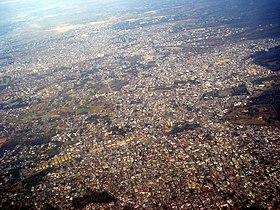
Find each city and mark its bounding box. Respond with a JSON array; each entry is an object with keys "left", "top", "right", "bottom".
[{"left": 0, "top": 0, "right": 279, "bottom": 209}]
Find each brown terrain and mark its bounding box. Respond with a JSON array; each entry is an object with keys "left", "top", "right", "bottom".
[{"left": 224, "top": 76, "right": 280, "bottom": 127}]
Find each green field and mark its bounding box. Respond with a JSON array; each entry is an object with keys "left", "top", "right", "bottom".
[
  {"left": 19, "top": 112, "right": 37, "bottom": 119},
  {"left": 79, "top": 107, "right": 94, "bottom": 114},
  {"left": 0, "top": 76, "right": 11, "bottom": 86}
]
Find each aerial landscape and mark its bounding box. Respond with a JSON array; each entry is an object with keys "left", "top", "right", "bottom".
[{"left": 0, "top": 0, "right": 280, "bottom": 209}]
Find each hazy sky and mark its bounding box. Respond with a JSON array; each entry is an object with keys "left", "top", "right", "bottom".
[
  {"left": 0, "top": 0, "right": 279, "bottom": 39},
  {"left": 0, "top": 0, "right": 134, "bottom": 35}
]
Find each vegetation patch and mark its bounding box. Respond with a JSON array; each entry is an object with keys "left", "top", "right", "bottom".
[
  {"left": 79, "top": 107, "right": 94, "bottom": 114},
  {"left": 19, "top": 112, "right": 37, "bottom": 119},
  {"left": 0, "top": 76, "right": 11, "bottom": 87},
  {"left": 251, "top": 45, "right": 280, "bottom": 72},
  {"left": 0, "top": 135, "right": 52, "bottom": 156},
  {"left": 167, "top": 123, "right": 200, "bottom": 135},
  {"left": 86, "top": 114, "right": 112, "bottom": 125},
  {"left": 23, "top": 168, "right": 52, "bottom": 189},
  {"left": 73, "top": 189, "right": 117, "bottom": 209},
  {"left": 110, "top": 80, "right": 129, "bottom": 91}
]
